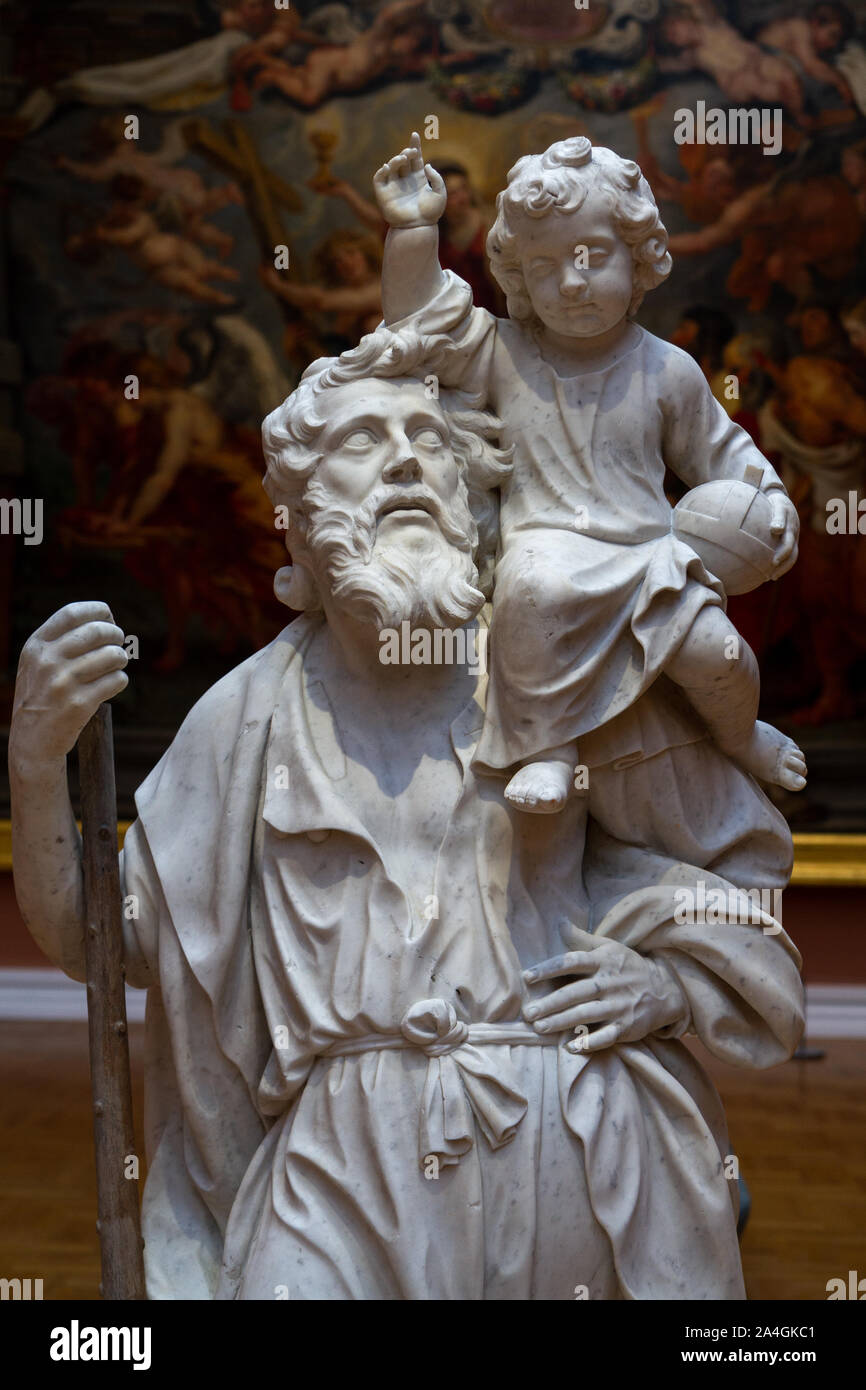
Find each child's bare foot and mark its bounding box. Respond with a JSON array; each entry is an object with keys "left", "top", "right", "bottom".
[
  {"left": 736, "top": 721, "right": 807, "bottom": 791},
  {"left": 505, "top": 759, "right": 573, "bottom": 813}
]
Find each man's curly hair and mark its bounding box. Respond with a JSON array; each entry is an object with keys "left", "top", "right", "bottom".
[{"left": 262, "top": 326, "right": 513, "bottom": 599}]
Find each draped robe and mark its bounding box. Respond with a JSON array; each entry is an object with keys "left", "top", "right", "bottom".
[{"left": 119, "top": 612, "right": 804, "bottom": 1300}]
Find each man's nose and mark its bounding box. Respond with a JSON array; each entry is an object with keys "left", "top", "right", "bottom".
[{"left": 382, "top": 438, "right": 422, "bottom": 483}]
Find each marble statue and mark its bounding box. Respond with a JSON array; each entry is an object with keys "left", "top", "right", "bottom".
[
  {"left": 9, "top": 134, "right": 806, "bottom": 1302},
  {"left": 374, "top": 133, "right": 807, "bottom": 814}
]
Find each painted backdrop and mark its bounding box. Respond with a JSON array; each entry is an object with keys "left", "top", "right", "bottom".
[{"left": 3, "top": 0, "right": 866, "bottom": 828}]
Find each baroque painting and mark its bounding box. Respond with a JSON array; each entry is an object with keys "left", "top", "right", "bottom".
[{"left": 2, "top": 0, "right": 866, "bottom": 833}]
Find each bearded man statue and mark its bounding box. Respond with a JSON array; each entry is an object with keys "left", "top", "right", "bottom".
[{"left": 9, "top": 327, "right": 803, "bottom": 1301}]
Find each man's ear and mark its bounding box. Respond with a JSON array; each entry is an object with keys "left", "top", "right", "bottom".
[{"left": 274, "top": 563, "right": 322, "bottom": 612}]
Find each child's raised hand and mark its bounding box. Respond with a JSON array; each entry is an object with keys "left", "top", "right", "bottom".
[{"left": 373, "top": 131, "right": 446, "bottom": 229}]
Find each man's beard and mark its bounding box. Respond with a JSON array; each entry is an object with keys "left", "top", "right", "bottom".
[{"left": 302, "top": 476, "right": 485, "bottom": 631}]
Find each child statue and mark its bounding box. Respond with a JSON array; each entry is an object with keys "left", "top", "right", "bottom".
[{"left": 374, "top": 134, "right": 806, "bottom": 815}]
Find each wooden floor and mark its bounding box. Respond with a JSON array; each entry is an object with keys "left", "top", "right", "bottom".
[
  {"left": 700, "top": 1036, "right": 866, "bottom": 1301},
  {"left": 0, "top": 1022, "right": 863, "bottom": 1301}
]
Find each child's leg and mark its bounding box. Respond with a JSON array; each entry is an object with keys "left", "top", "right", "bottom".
[
  {"left": 666, "top": 606, "right": 806, "bottom": 791},
  {"left": 504, "top": 741, "right": 578, "bottom": 814},
  {"left": 481, "top": 534, "right": 591, "bottom": 815}
]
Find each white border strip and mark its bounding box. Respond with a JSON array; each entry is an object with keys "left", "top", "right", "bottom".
[
  {"left": 804, "top": 984, "right": 866, "bottom": 1039},
  {"left": 0, "top": 968, "right": 146, "bottom": 1022},
  {"left": 0, "top": 970, "right": 863, "bottom": 1036}
]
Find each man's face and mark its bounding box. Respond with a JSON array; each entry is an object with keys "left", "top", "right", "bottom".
[
  {"left": 800, "top": 307, "right": 833, "bottom": 349},
  {"left": 302, "top": 378, "right": 483, "bottom": 631},
  {"left": 445, "top": 174, "right": 473, "bottom": 217},
  {"left": 518, "top": 190, "right": 634, "bottom": 338},
  {"left": 700, "top": 158, "right": 736, "bottom": 204},
  {"left": 313, "top": 379, "right": 462, "bottom": 548},
  {"left": 671, "top": 317, "right": 699, "bottom": 351},
  {"left": 332, "top": 244, "right": 370, "bottom": 286}
]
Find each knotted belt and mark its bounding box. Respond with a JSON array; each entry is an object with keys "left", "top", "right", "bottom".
[{"left": 325, "top": 997, "right": 561, "bottom": 1171}]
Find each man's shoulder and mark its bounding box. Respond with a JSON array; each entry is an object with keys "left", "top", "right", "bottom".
[
  {"left": 134, "top": 615, "right": 319, "bottom": 819},
  {"left": 173, "top": 616, "right": 316, "bottom": 751}
]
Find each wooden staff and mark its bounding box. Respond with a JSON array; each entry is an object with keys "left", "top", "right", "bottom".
[{"left": 78, "top": 703, "right": 146, "bottom": 1300}]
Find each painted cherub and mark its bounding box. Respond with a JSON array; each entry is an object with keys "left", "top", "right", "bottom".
[
  {"left": 757, "top": 3, "right": 854, "bottom": 106},
  {"left": 250, "top": 0, "right": 437, "bottom": 107},
  {"left": 57, "top": 118, "right": 243, "bottom": 260},
  {"left": 373, "top": 134, "right": 805, "bottom": 814},
  {"left": 68, "top": 197, "right": 241, "bottom": 306},
  {"left": 657, "top": 0, "right": 810, "bottom": 117}
]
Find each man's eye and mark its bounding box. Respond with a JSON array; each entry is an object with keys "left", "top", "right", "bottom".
[
  {"left": 528, "top": 258, "right": 555, "bottom": 275},
  {"left": 342, "top": 429, "right": 376, "bottom": 447},
  {"left": 412, "top": 427, "right": 443, "bottom": 447},
  {"left": 588, "top": 248, "right": 609, "bottom": 264}
]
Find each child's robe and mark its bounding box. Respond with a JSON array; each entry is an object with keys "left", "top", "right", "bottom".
[{"left": 398, "top": 270, "right": 787, "bottom": 769}]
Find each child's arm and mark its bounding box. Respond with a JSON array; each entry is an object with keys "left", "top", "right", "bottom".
[
  {"left": 373, "top": 132, "right": 447, "bottom": 324},
  {"left": 96, "top": 212, "right": 151, "bottom": 247},
  {"left": 373, "top": 131, "right": 501, "bottom": 404},
  {"left": 57, "top": 153, "right": 120, "bottom": 183},
  {"left": 662, "top": 346, "right": 799, "bottom": 577}
]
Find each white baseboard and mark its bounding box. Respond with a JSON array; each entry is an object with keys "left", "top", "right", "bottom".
[
  {"left": 802, "top": 984, "right": 866, "bottom": 1039},
  {"left": 0, "top": 970, "right": 863, "bottom": 1037},
  {"left": 0, "top": 968, "right": 146, "bottom": 1022}
]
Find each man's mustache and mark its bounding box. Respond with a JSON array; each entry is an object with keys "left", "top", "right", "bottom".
[
  {"left": 301, "top": 474, "right": 477, "bottom": 565},
  {"left": 373, "top": 485, "right": 448, "bottom": 528},
  {"left": 361, "top": 484, "right": 474, "bottom": 553}
]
